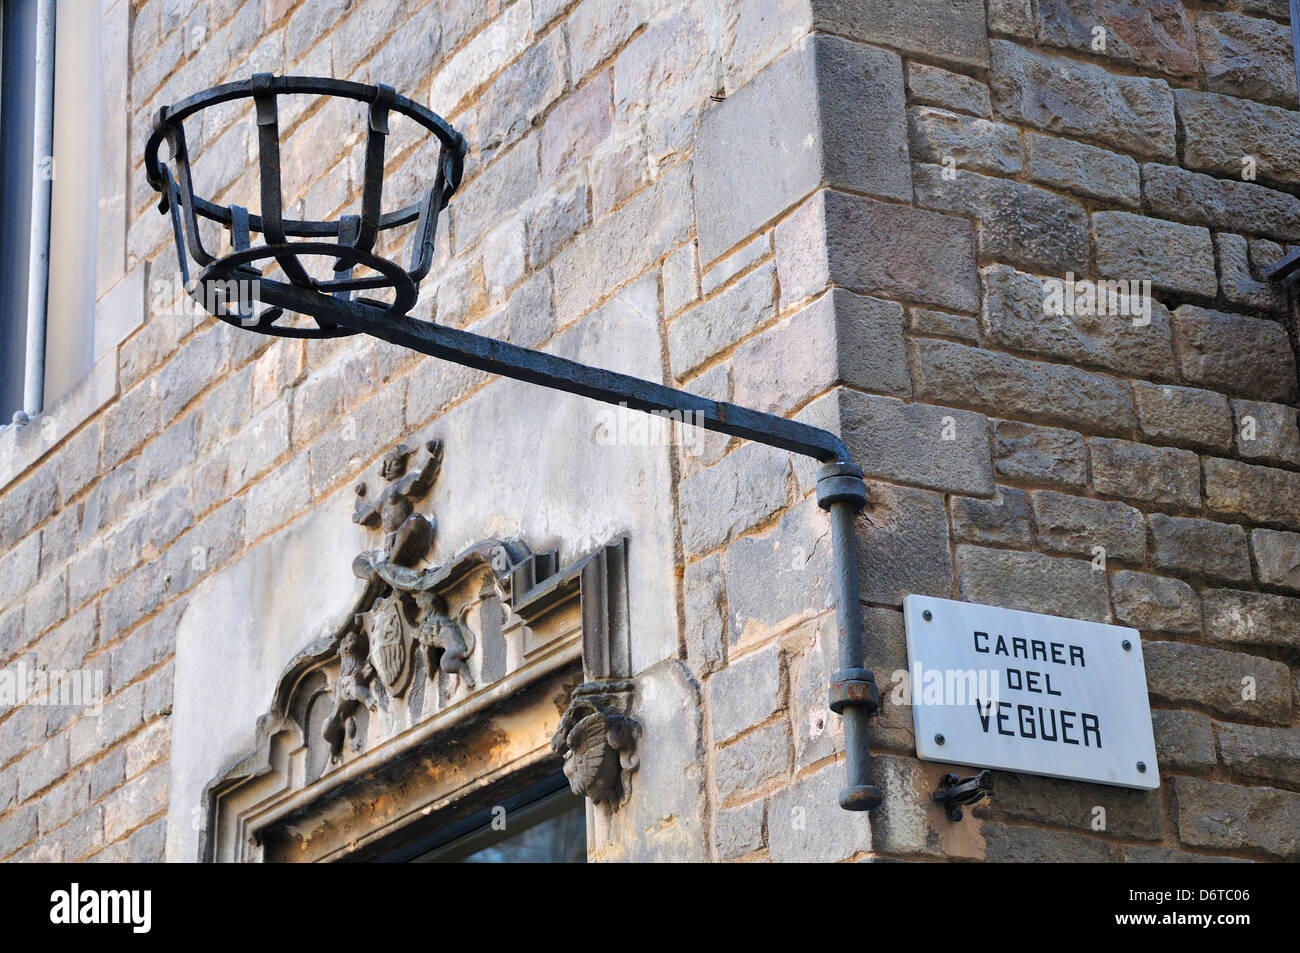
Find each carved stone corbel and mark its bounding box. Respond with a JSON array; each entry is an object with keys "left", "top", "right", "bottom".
[
  {"left": 550, "top": 679, "right": 639, "bottom": 806},
  {"left": 547, "top": 538, "right": 640, "bottom": 809}
]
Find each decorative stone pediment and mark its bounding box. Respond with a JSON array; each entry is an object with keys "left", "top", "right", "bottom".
[{"left": 202, "top": 441, "right": 638, "bottom": 862}]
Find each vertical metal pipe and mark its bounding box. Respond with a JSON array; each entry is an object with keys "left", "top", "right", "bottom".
[
  {"left": 818, "top": 462, "right": 882, "bottom": 812},
  {"left": 22, "top": 0, "right": 55, "bottom": 415}
]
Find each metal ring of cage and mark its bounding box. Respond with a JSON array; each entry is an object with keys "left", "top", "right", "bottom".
[{"left": 144, "top": 73, "right": 467, "bottom": 338}]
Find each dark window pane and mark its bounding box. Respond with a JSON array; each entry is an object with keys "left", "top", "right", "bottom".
[{"left": 409, "top": 780, "right": 586, "bottom": 864}]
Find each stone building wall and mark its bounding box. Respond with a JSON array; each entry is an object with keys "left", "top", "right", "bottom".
[{"left": 0, "top": 0, "right": 1298, "bottom": 862}]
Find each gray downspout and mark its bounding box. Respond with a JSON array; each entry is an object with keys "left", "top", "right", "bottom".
[{"left": 22, "top": 0, "right": 54, "bottom": 416}]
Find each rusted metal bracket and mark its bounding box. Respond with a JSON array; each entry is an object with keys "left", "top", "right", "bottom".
[{"left": 931, "top": 771, "right": 993, "bottom": 822}]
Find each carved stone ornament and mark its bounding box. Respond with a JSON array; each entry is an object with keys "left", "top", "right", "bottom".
[
  {"left": 551, "top": 680, "right": 639, "bottom": 806},
  {"left": 203, "top": 433, "right": 639, "bottom": 860}
]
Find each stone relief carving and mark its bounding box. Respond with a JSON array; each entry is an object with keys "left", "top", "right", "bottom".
[
  {"left": 320, "top": 630, "right": 375, "bottom": 761},
  {"left": 413, "top": 590, "right": 476, "bottom": 690},
  {"left": 551, "top": 679, "right": 639, "bottom": 806},
  {"left": 203, "top": 435, "right": 640, "bottom": 860},
  {"left": 352, "top": 439, "right": 443, "bottom": 568}
]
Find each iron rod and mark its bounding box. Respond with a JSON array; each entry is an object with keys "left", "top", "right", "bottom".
[{"left": 257, "top": 286, "right": 883, "bottom": 811}]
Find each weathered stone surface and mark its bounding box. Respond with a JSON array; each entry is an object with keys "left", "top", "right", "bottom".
[
  {"left": 525, "top": 184, "right": 589, "bottom": 271},
  {"left": 1031, "top": 490, "right": 1145, "bottom": 563},
  {"left": 1202, "top": 589, "right": 1300, "bottom": 652},
  {"left": 810, "top": 190, "right": 979, "bottom": 313},
  {"left": 790, "top": 630, "right": 842, "bottom": 769},
  {"left": 565, "top": 0, "right": 645, "bottom": 79},
  {"left": 987, "top": 771, "right": 1163, "bottom": 840},
  {"left": 1251, "top": 529, "right": 1300, "bottom": 591},
  {"left": 1144, "top": 641, "right": 1291, "bottom": 723},
  {"left": 1150, "top": 515, "right": 1251, "bottom": 584},
  {"left": 1205, "top": 457, "right": 1300, "bottom": 530},
  {"left": 1196, "top": 11, "right": 1296, "bottom": 107},
  {"left": 952, "top": 487, "right": 1032, "bottom": 548},
  {"left": 1134, "top": 383, "right": 1233, "bottom": 451},
  {"left": 732, "top": 290, "right": 910, "bottom": 415},
  {"left": 982, "top": 822, "right": 1116, "bottom": 862},
  {"left": 990, "top": 41, "right": 1176, "bottom": 157},
  {"left": 908, "top": 308, "right": 978, "bottom": 342},
  {"left": 1216, "top": 233, "right": 1289, "bottom": 314},
  {"left": 915, "top": 166, "right": 1087, "bottom": 273},
  {"left": 1217, "top": 724, "right": 1300, "bottom": 786},
  {"left": 993, "top": 421, "right": 1087, "bottom": 488},
  {"left": 1092, "top": 212, "right": 1216, "bottom": 299},
  {"left": 661, "top": 243, "right": 699, "bottom": 318},
  {"left": 127, "top": 817, "right": 167, "bottom": 863},
  {"left": 102, "top": 762, "right": 168, "bottom": 845},
  {"left": 1124, "top": 846, "right": 1254, "bottom": 863},
  {"left": 980, "top": 264, "right": 1174, "bottom": 380},
  {"left": 1142, "top": 162, "right": 1300, "bottom": 240},
  {"left": 1152, "top": 710, "right": 1216, "bottom": 771},
  {"left": 912, "top": 339, "right": 1136, "bottom": 434},
  {"left": 1233, "top": 399, "right": 1300, "bottom": 466},
  {"left": 1090, "top": 438, "right": 1201, "bottom": 509},
  {"left": 858, "top": 484, "right": 953, "bottom": 606},
  {"left": 684, "top": 555, "right": 726, "bottom": 677},
  {"left": 1024, "top": 134, "right": 1140, "bottom": 206},
  {"left": 906, "top": 62, "right": 990, "bottom": 117},
  {"left": 714, "top": 799, "right": 765, "bottom": 860},
  {"left": 988, "top": 0, "right": 1034, "bottom": 37},
  {"left": 1111, "top": 571, "right": 1201, "bottom": 634},
  {"left": 678, "top": 442, "right": 789, "bottom": 557},
  {"left": 1176, "top": 88, "right": 1300, "bottom": 186},
  {"left": 956, "top": 546, "right": 1110, "bottom": 622},
  {"left": 909, "top": 107, "right": 1021, "bottom": 175},
  {"left": 768, "top": 761, "right": 871, "bottom": 863},
  {"left": 697, "top": 238, "right": 766, "bottom": 302},
  {"left": 726, "top": 502, "right": 833, "bottom": 645},
  {"left": 870, "top": 755, "right": 944, "bottom": 856},
  {"left": 810, "top": 0, "right": 989, "bottom": 68},
  {"left": 0, "top": 805, "right": 38, "bottom": 861},
  {"left": 1174, "top": 777, "right": 1300, "bottom": 858},
  {"left": 1034, "top": 0, "right": 1198, "bottom": 76},
  {"left": 15, "top": 735, "right": 68, "bottom": 803},
  {"left": 708, "top": 646, "right": 783, "bottom": 744},
  {"left": 694, "top": 35, "right": 909, "bottom": 263},
  {"left": 478, "top": 29, "right": 566, "bottom": 155},
  {"left": 668, "top": 261, "right": 776, "bottom": 380},
  {"left": 1175, "top": 306, "right": 1296, "bottom": 403},
  {"left": 550, "top": 161, "right": 691, "bottom": 322},
  {"left": 840, "top": 393, "right": 993, "bottom": 496},
  {"left": 716, "top": 720, "right": 791, "bottom": 801}
]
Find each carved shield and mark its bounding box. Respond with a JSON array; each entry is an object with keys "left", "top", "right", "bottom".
[{"left": 363, "top": 595, "right": 410, "bottom": 695}]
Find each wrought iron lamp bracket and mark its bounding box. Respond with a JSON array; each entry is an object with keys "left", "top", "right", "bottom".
[{"left": 145, "top": 74, "right": 882, "bottom": 813}]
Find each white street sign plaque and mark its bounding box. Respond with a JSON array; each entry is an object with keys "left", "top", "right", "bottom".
[{"left": 903, "top": 595, "right": 1159, "bottom": 790}]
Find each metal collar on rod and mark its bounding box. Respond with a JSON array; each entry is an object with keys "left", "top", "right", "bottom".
[{"left": 143, "top": 74, "right": 881, "bottom": 813}]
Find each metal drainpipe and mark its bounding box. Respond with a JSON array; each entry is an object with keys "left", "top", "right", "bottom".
[
  {"left": 818, "top": 462, "right": 882, "bottom": 811},
  {"left": 22, "top": 0, "right": 55, "bottom": 416}
]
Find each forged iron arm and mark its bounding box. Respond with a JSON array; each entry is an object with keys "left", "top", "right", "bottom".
[{"left": 260, "top": 280, "right": 884, "bottom": 811}]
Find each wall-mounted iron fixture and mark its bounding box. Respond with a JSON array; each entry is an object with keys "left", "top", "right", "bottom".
[
  {"left": 143, "top": 74, "right": 882, "bottom": 812},
  {"left": 931, "top": 771, "right": 993, "bottom": 822}
]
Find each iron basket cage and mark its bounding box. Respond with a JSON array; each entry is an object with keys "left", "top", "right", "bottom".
[{"left": 144, "top": 74, "right": 467, "bottom": 338}]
